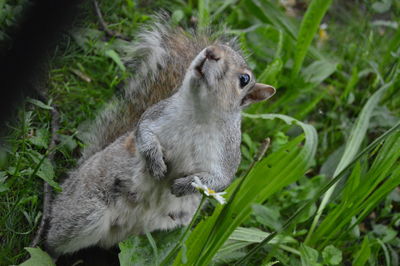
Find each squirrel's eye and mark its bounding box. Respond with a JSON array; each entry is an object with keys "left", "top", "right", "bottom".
[{"left": 239, "top": 74, "right": 250, "bottom": 88}]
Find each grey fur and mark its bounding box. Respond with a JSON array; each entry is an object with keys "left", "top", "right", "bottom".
[
  {"left": 80, "top": 15, "right": 242, "bottom": 162},
  {"left": 45, "top": 18, "right": 275, "bottom": 258}
]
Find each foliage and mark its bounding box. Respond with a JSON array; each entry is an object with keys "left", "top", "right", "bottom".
[
  {"left": 1, "top": 0, "right": 399, "bottom": 265},
  {"left": 19, "top": 247, "right": 54, "bottom": 266}
]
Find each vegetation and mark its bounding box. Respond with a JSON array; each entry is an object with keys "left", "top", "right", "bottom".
[{"left": 1, "top": 0, "right": 399, "bottom": 265}]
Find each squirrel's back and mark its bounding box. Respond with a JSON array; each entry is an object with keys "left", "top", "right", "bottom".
[{"left": 81, "top": 16, "right": 236, "bottom": 160}]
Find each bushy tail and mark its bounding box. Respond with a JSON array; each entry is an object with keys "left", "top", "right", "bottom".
[{"left": 80, "top": 15, "right": 231, "bottom": 160}]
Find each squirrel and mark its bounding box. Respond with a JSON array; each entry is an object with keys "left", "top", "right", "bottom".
[{"left": 44, "top": 16, "right": 275, "bottom": 258}]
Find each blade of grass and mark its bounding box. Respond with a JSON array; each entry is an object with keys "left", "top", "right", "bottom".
[
  {"left": 305, "top": 81, "right": 393, "bottom": 244},
  {"left": 234, "top": 121, "right": 400, "bottom": 265},
  {"left": 292, "top": 0, "right": 332, "bottom": 77},
  {"left": 312, "top": 132, "right": 400, "bottom": 247},
  {"left": 198, "top": 0, "right": 210, "bottom": 31}
]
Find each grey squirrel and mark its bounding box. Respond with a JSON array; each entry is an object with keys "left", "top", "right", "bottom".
[{"left": 44, "top": 17, "right": 275, "bottom": 257}]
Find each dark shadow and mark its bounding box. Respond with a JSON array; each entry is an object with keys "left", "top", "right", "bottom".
[{"left": 56, "top": 246, "right": 120, "bottom": 266}]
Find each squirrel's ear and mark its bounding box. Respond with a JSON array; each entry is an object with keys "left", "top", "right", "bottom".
[{"left": 241, "top": 83, "right": 276, "bottom": 107}]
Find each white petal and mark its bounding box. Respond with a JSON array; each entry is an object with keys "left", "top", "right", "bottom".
[{"left": 212, "top": 194, "right": 226, "bottom": 205}]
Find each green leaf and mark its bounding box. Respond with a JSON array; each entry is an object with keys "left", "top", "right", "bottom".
[
  {"left": 271, "top": 131, "right": 289, "bottom": 152},
  {"left": 353, "top": 237, "right": 371, "bottom": 266},
  {"left": 146, "top": 232, "right": 159, "bottom": 266},
  {"left": 171, "top": 9, "right": 184, "bottom": 24},
  {"left": 322, "top": 245, "right": 342, "bottom": 265},
  {"left": 19, "top": 247, "right": 55, "bottom": 266},
  {"left": 300, "top": 244, "right": 321, "bottom": 266},
  {"left": 58, "top": 134, "right": 78, "bottom": 153},
  {"left": 214, "top": 227, "right": 296, "bottom": 263},
  {"left": 105, "top": 49, "right": 126, "bottom": 72},
  {"left": 258, "top": 58, "right": 283, "bottom": 88},
  {"left": 0, "top": 171, "right": 9, "bottom": 193},
  {"left": 119, "top": 229, "right": 182, "bottom": 266},
  {"left": 29, "top": 128, "right": 49, "bottom": 149},
  {"left": 372, "top": 0, "right": 392, "bottom": 13},
  {"left": 198, "top": 0, "right": 210, "bottom": 30},
  {"left": 373, "top": 224, "right": 398, "bottom": 243},
  {"left": 119, "top": 237, "right": 138, "bottom": 266},
  {"left": 252, "top": 204, "right": 282, "bottom": 231},
  {"left": 27, "top": 98, "right": 53, "bottom": 110},
  {"left": 36, "top": 158, "right": 61, "bottom": 191},
  {"left": 302, "top": 60, "right": 337, "bottom": 84},
  {"left": 292, "top": 0, "right": 333, "bottom": 76},
  {"left": 245, "top": 0, "right": 297, "bottom": 39},
  {"left": 246, "top": 25, "right": 283, "bottom": 60}
]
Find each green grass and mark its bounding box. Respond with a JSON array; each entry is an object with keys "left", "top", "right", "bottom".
[{"left": 1, "top": 0, "right": 400, "bottom": 265}]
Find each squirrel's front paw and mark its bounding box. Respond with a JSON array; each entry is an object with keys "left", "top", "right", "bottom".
[
  {"left": 171, "top": 177, "right": 197, "bottom": 197},
  {"left": 144, "top": 148, "right": 167, "bottom": 180}
]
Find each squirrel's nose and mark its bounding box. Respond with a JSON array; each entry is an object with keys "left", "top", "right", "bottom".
[{"left": 205, "top": 46, "right": 221, "bottom": 61}]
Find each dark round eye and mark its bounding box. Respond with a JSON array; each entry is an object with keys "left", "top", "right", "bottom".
[{"left": 239, "top": 74, "right": 250, "bottom": 88}]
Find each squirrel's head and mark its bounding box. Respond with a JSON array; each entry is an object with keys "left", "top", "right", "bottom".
[{"left": 184, "top": 44, "right": 276, "bottom": 113}]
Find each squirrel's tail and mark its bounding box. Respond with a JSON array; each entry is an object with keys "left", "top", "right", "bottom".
[{"left": 80, "top": 15, "right": 233, "bottom": 160}]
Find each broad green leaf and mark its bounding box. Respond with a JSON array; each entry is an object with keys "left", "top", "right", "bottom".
[
  {"left": 302, "top": 60, "right": 337, "bottom": 84},
  {"left": 19, "top": 247, "right": 55, "bottom": 266},
  {"left": 322, "top": 245, "right": 342, "bottom": 265},
  {"left": 58, "top": 134, "right": 78, "bottom": 153},
  {"left": 270, "top": 131, "right": 289, "bottom": 152},
  {"left": 372, "top": 0, "right": 392, "bottom": 13},
  {"left": 36, "top": 158, "right": 61, "bottom": 191},
  {"left": 214, "top": 227, "right": 296, "bottom": 263},
  {"left": 171, "top": 9, "right": 184, "bottom": 24},
  {"left": 300, "top": 244, "right": 321, "bottom": 266},
  {"left": 146, "top": 232, "right": 159, "bottom": 266},
  {"left": 119, "top": 237, "right": 139, "bottom": 266},
  {"left": 373, "top": 224, "right": 397, "bottom": 243},
  {"left": 292, "top": 0, "right": 333, "bottom": 76},
  {"left": 252, "top": 204, "right": 282, "bottom": 231},
  {"left": 29, "top": 128, "right": 49, "bottom": 149},
  {"left": 119, "top": 229, "right": 182, "bottom": 266},
  {"left": 246, "top": 25, "right": 283, "bottom": 60},
  {"left": 244, "top": 0, "right": 297, "bottom": 39}
]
